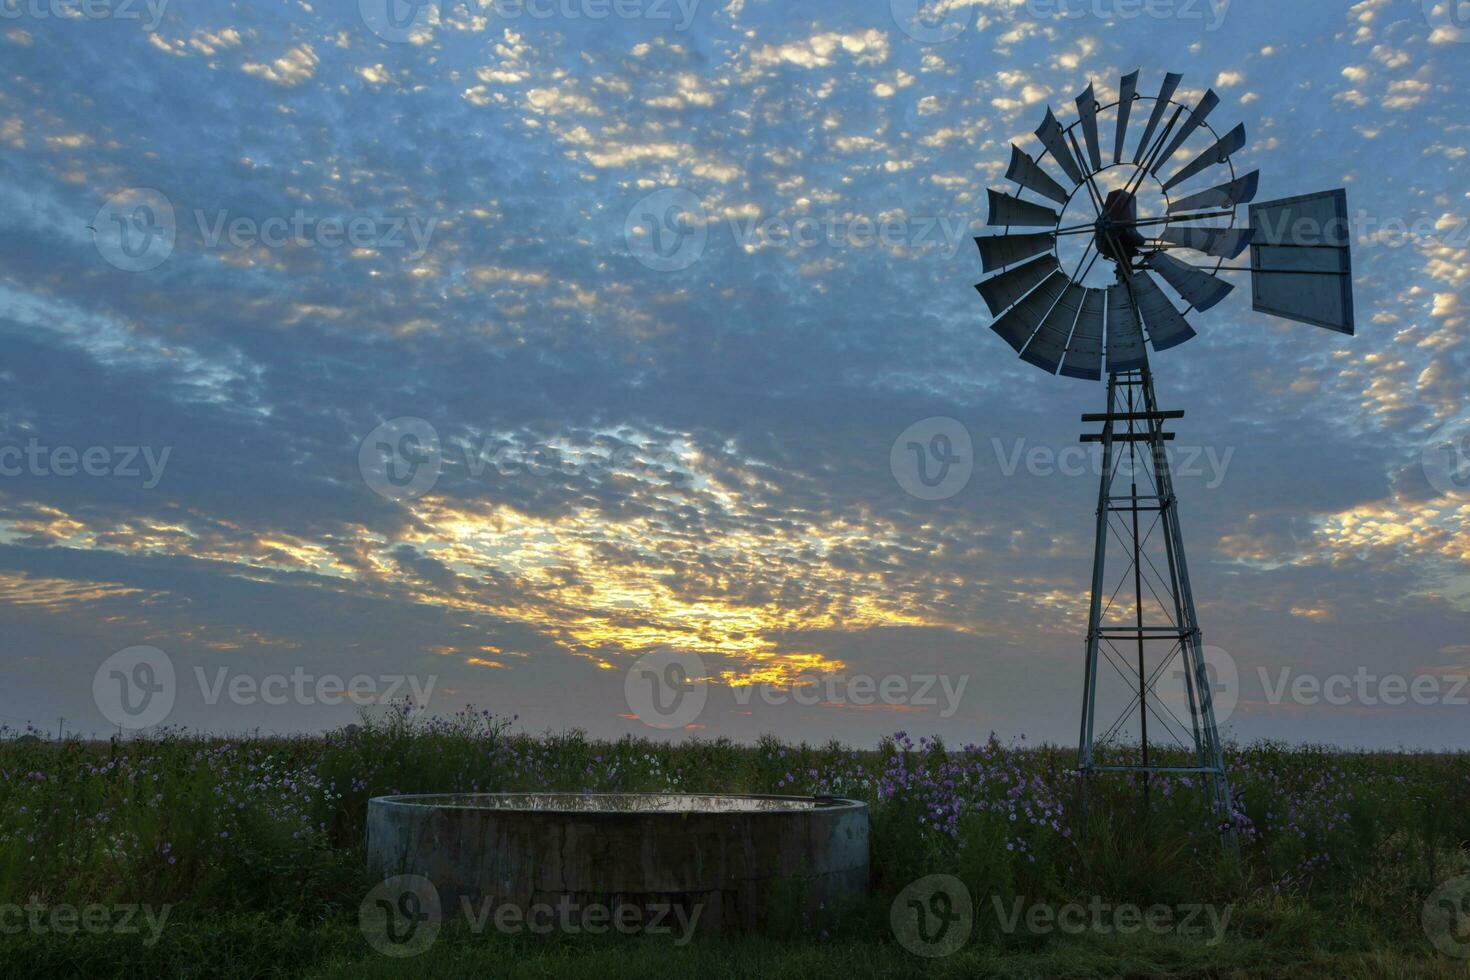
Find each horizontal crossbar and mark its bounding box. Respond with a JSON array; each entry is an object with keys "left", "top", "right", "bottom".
[
  {"left": 1095, "top": 627, "right": 1193, "bottom": 636},
  {"left": 1080, "top": 432, "right": 1176, "bottom": 443},
  {"left": 1085, "top": 765, "right": 1224, "bottom": 775},
  {"left": 1080, "top": 410, "right": 1185, "bottom": 422}
]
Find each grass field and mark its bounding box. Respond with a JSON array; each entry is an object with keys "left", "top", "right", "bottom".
[{"left": 3, "top": 708, "right": 1468, "bottom": 978}]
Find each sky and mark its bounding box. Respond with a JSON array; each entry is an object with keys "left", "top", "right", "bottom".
[{"left": 0, "top": 0, "right": 1467, "bottom": 749}]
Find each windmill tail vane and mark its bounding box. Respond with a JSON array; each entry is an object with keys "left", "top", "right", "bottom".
[{"left": 973, "top": 70, "right": 1356, "bottom": 842}]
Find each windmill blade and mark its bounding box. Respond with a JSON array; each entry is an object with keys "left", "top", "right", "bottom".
[
  {"left": 1133, "top": 71, "right": 1183, "bottom": 164},
  {"left": 1146, "top": 251, "right": 1235, "bottom": 312},
  {"left": 1114, "top": 70, "right": 1139, "bottom": 165},
  {"left": 1035, "top": 107, "right": 1086, "bottom": 187},
  {"left": 1022, "top": 281, "right": 1086, "bottom": 373},
  {"left": 1106, "top": 281, "right": 1148, "bottom": 373},
  {"left": 1060, "top": 287, "right": 1106, "bottom": 380},
  {"left": 1248, "top": 189, "right": 1355, "bottom": 334},
  {"left": 1075, "top": 83, "right": 1103, "bottom": 173},
  {"left": 1006, "top": 145, "right": 1071, "bottom": 206},
  {"left": 975, "top": 253, "right": 1060, "bottom": 317},
  {"left": 989, "top": 271, "right": 1067, "bottom": 355},
  {"left": 1150, "top": 89, "right": 1220, "bottom": 176},
  {"left": 1168, "top": 170, "right": 1261, "bottom": 213},
  {"left": 975, "top": 232, "right": 1055, "bottom": 273},
  {"left": 988, "top": 188, "right": 1062, "bottom": 228},
  {"left": 1158, "top": 225, "right": 1255, "bottom": 258},
  {"left": 1129, "top": 271, "right": 1198, "bottom": 351},
  {"left": 1161, "top": 123, "right": 1247, "bottom": 192}
]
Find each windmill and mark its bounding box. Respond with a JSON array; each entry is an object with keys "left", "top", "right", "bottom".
[{"left": 974, "top": 70, "right": 1354, "bottom": 832}]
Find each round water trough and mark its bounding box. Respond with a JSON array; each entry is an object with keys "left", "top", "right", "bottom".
[{"left": 366, "top": 792, "right": 869, "bottom": 935}]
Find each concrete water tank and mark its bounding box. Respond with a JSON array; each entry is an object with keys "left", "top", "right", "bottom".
[{"left": 366, "top": 792, "right": 870, "bottom": 935}]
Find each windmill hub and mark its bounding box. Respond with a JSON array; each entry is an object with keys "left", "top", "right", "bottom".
[{"left": 1093, "top": 189, "right": 1146, "bottom": 268}]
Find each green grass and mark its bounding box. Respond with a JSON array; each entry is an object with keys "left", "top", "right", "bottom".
[{"left": 2, "top": 711, "right": 1467, "bottom": 978}]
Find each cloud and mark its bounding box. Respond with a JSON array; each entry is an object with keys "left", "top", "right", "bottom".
[{"left": 242, "top": 44, "right": 319, "bottom": 87}]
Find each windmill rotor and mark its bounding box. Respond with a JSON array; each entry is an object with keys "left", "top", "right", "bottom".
[{"left": 975, "top": 70, "right": 1355, "bottom": 381}]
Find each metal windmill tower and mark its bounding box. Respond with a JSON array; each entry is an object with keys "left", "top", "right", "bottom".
[{"left": 974, "top": 70, "right": 1355, "bottom": 829}]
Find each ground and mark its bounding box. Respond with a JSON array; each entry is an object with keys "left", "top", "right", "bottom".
[{"left": 2, "top": 711, "right": 1467, "bottom": 978}]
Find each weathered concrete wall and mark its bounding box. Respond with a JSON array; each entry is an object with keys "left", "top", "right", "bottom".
[{"left": 366, "top": 793, "right": 870, "bottom": 934}]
